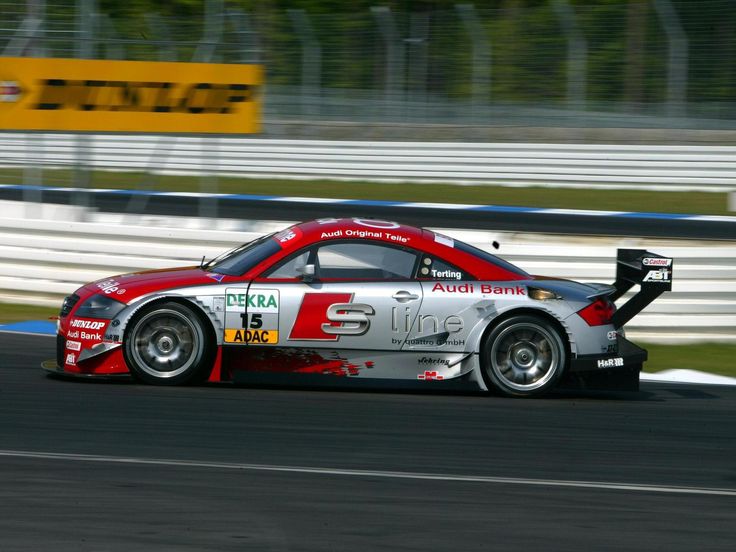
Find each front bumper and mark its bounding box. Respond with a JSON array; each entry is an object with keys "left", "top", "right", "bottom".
[
  {"left": 54, "top": 332, "right": 129, "bottom": 377},
  {"left": 41, "top": 359, "right": 130, "bottom": 380},
  {"left": 563, "top": 337, "right": 647, "bottom": 391}
]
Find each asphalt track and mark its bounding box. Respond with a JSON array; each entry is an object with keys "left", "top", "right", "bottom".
[
  {"left": 1, "top": 186, "right": 735, "bottom": 239},
  {"left": 1, "top": 332, "right": 735, "bottom": 551}
]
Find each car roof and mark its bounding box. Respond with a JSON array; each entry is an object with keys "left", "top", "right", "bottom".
[
  {"left": 278, "top": 218, "right": 423, "bottom": 245},
  {"left": 265, "top": 218, "right": 527, "bottom": 281}
]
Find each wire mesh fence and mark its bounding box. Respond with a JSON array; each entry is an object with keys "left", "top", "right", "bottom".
[{"left": 2, "top": 0, "right": 736, "bottom": 130}]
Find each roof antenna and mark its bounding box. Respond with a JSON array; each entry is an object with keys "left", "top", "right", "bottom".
[{"left": 200, "top": 255, "right": 206, "bottom": 268}]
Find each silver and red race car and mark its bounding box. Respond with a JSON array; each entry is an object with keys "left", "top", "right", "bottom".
[{"left": 48, "top": 218, "right": 673, "bottom": 397}]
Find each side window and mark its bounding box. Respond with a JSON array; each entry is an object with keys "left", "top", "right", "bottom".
[
  {"left": 416, "top": 255, "right": 470, "bottom": 280},
  {"left": 316, "top": 242, "right": 417, "bottom": 280},
  {"left": 263, "top": 250, "right": 311, "bottom": 279}
]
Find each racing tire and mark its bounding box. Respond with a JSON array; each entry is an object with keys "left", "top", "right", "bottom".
[
  {"left": 481, "top": 314, "right": 567, "bottom": 397},
  {"left": 123, "top": 301, "right": 215, "bottom": 385}
]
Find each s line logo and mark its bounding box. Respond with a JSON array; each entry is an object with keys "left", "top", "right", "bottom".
[{"left": 289, "top": 293, "right": 375, "bottom": 341}]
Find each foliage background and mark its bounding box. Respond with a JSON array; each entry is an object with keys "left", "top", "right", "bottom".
[{"left": 82, "top": 0, "right": 736, "bottom": 111}]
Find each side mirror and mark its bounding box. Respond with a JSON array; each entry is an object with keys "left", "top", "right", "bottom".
[{"left": 298, "top": 263, "right": 315, "bottom": 282}]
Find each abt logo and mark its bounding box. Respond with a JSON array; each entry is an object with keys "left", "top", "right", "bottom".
[
  {"left": 643, "top": 269, "right": 671, "bottom": 283},
  {"left": 289, "top": 293, "right": 375, "bottom": 341}
]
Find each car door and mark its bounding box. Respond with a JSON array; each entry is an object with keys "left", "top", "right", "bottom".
[
  {"left": 223, "top": 240, "right": 425, "bottom": 380},
  {"left": 402, "top": 253, "right": 479, "bottom": 354}
]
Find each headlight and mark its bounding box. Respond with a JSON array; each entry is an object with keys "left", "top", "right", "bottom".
[
  {"left": 59, "top": 294, "right": 80, "bottom": 317},
  {"left": 73, "top": 294, "right": 127, "bottom": 320},
  {"left": 528, "top": 287, "right": 562, "bottom": 301}
]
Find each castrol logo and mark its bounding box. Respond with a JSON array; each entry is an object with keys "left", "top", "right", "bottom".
[{"left": 642, "top": 257, "right": 672, "bottom": 267}]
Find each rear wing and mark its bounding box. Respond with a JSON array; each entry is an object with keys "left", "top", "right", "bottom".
[{"left": 610, "top": 249, "right": 673, "bottom": 328}]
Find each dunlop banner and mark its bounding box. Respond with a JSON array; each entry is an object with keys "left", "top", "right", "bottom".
[{"left": 0, "top": 57, "right": 262, "bottom": 133}]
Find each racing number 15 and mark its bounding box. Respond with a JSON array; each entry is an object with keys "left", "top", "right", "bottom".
[{"left": 240, "top": 313, "right": 263, "bottom": 329}]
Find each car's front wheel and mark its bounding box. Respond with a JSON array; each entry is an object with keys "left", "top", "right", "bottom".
[
  {"left": 481, "top": 314, "right": 567, "bottom": 397},
  {"left": 124, "top": 301, "right": 214, "bottom": 385}
]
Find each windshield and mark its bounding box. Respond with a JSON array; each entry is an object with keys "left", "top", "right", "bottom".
[{"left": 206, "top": 233, "right": 281, "bottom": 276}]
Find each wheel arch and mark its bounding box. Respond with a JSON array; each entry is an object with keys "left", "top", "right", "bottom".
[
  {"left": 122, "top": 295, "right": 220, "bottom": 342},
  {"left": 121, "top": 295, "right": 220, "bottom": 384},
  {"left": 475, "top": 306, "right": 575, "bottom": 360},
  {"left": 473, "top": 306, "right": 574, "bottom": 396}
]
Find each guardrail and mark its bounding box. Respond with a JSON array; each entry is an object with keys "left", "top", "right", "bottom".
[
  {"left": 2, "top": 133, "right": 736, "bottom": 192},
  {"left": 0, "top": 202, "right": 733, "bottom": 343}
]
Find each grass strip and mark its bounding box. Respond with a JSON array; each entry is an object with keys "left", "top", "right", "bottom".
[
  {"left": 640, "top": 342, "right": 736, "bottom": 378},
  {"left": 0, "top": 168, "right": 731, "bottom": 216},
  {"left": 0, "top": 303, "right": 732, "bottom": 378},
  {"left": 0, "top": 303, "right": 59, "bottom": 324}
]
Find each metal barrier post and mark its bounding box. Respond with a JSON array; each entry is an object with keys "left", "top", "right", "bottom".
[
  {"left": 288, "top": 9, "right": 321, "bottom": 119},
  {"left": 653, "top": 0, "right": 688, "bottom": 117},
  {"left": 455, "top": 4, "right": 491, "bottom": 119},
  {"left": 551, "top": 0, "right": 587, "bottom": 112},
  {"left": 23, "top": 132, "right": 44, "bottom": 219}
]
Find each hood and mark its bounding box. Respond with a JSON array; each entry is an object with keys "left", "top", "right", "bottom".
[{"left": 75, "top": 266, "right": 234, "bottom": 303}]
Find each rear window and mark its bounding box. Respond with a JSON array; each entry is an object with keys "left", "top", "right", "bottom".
[{"left": 453, "top": 240, "right": 530, "bottom": 278}]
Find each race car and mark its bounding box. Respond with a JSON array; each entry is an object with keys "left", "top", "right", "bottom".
[{"left": 47, "top": 218, "right": 673, "bottom": 397}]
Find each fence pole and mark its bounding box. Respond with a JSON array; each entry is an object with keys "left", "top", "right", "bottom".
[
  {"left": 455, "top": 4, "right": 491, "bottom": 119},
  {"left": 193, "top": 0, "right": 224, "bottom": 63},
  {"left": 551, "top": 0, "right": 587, "bottom": 112},
  {"left": 73, "top": 0, "right": 95, "bottom": 212},
  {"left": 227, "top": 9, "right": 260, "bottom": 64},
  {"left": 653, "top": 0, "right": 688, "bottom": 117},
  {"left": 407, "top": 12, "right": 429, "bottom": 121},
  {"left": 4, "top": 0, "right": 45, "bottom": 57},
  {"left": 288, "top": 9, "right": 321, "bottom": 119},
  {"left": 194, "top": 0, "right": 224, "bottom": 221},
  {"left": 371, "top": 6, "right": 404, "bottom": 120},
  {"left": 16, "top": 1, "right": 46, "bottom": 217}
]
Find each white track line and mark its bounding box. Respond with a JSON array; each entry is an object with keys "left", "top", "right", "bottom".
[{"left": 1, "top": 449, "right": 734, "bottom": 497}]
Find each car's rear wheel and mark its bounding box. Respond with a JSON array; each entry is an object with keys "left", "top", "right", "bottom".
[
  {"left": 481, "top": 314, "right": 567, "bottom": 397},
  {"left": 124, "top": 301, "right": 214, "bottom": 385}
]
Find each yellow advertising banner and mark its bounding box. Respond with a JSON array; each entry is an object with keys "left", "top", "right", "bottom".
[{"left": 0, "top": 57, "right": 262, "bottom": 134}]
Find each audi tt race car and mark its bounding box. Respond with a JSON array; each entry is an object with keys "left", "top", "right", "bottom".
[{"left": 47, "top": 218, "right": 673, "bottom": 397}]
